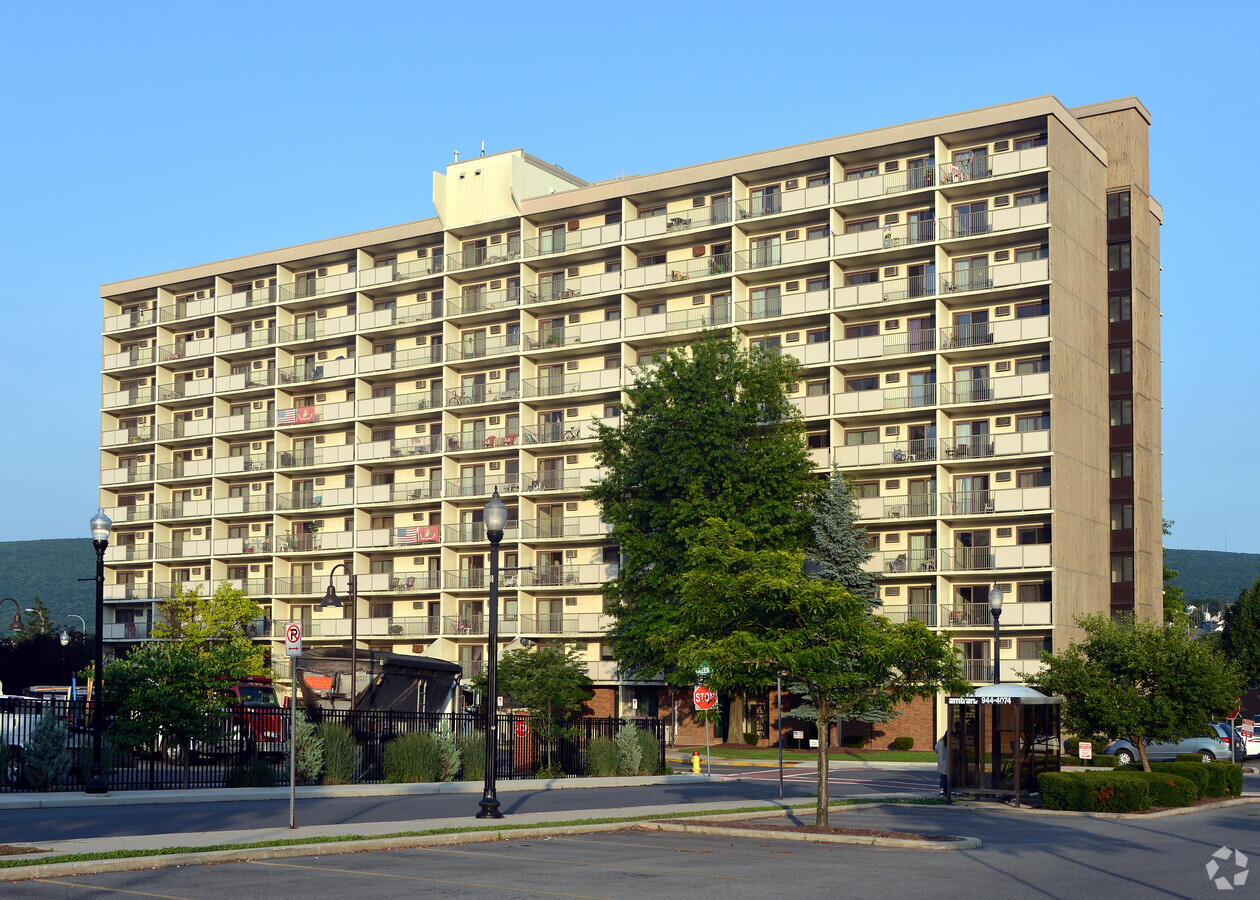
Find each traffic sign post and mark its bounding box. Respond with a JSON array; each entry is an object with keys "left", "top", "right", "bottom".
[
  {"left": 285, "top": 622, "right": 303, "bottom": 658},
  {"left": 693, "top": 686, "right": 718, "bottom": 777},
  {"left": 285, "top": 623, "right": 301, "bottom": 829}
]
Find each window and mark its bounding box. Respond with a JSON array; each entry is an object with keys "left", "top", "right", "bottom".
[
  {"left": 1109, "top": 347, "right": 1132, "bottom": 374},
  {"left": 603, "top": 404, "right": 620, "bottom": 418},
  {"left": 1107, "top": 192, "right": 1131, "bottom": 220},
  {"left": 854, "top": 481, "right": 880, "bottom": 498},
  {"left": 846, "top": 165, "right": 878, "bottom": 181},
  {"left": 806, "top": 276, "right": 830, "bottom": 292},
  {"left": 604, "top": 307, "right": 621, "bottom": 321},
  {"left": 845, "top": 375, "right": 879, "bottom": 392},
  {"left": 637, "top": 301, "right": 665, "bottom": 317},
  {"left": 1110, "top": 450, "right": 1133, "bottom": 478},
  {"left": 605, "top": 260, "right": 621, "bottom": 273},
  {"left": 1018, "top": 525, "right": 1051, "bottom": 544},
  {"left": 807, "top": 431, "right": 829, "bottom": 449},
  {"left": 1016, "top": 299, "right": 1049, "bottom": 318},
  {"left": 1108, "top": 242, "right": 1131, "bottom": 272},
  {"left": 807, "top": 328, "right": 829, "bottom": 344},
  {"left": 844, "top": 322, "right": 878, "bottom": 338},
  {"left": 749, "top": 184, "right": 781, "bottom": 216},
  {"left": 1110, "top": 398, "right": 1132, "bottom": 426},
  {"left": 639, "top": 205, "right": 665, "bottom": 218},
  {"left": 1015, "top": 188, "right": 1048, "bottom": 206},
  {"left": 638, "top": 253, "right": 666, "bottom": 268},
  {"left": 1111, "top": 503, "right": 1134, "bottom": 531},
  {"left": 605, "top": 212, "right": 621, "bottom": 225},
  {"left": 637, "top": 349, "right": 663, "bottom": 365},
  {"left": 751, "top": 336, "right": 781, "bottom": 353},
  {"left": 1017, "top": 638, "right": 1047, "bottom": 661},
  {"left": 1111, "top": 554, "right": 1134, "bottom": 583},
  {"left": 806, "top": 379, "right": 828, "bottom": 396},
  {"left": 1016, "top": 413, "right": 1050, "bottom": 432},
  {"left": 806, "top": 174, "right": 830, "bottom": 188},
  {"left": 1109, "top": 293, "right": 1131, "bottom": 322},
  {"left": 1016, "top": 355, "right": 1050, "bottom": 375},
  {"left": 845, "top": 428, "right": 879, "bottom": 446},
  {"left": 806, "top": 225, "right": 830, "bottom": 240},
  {"left": 1017, "top": 467, "right": 1051, "bottom": 488},
  {"left": 844, "top": 217, "right": 879, "bottom": 234},
  {"left": 1015, "top": 134, "right": 1048, "bottom": 150},
  {"left": 604, "top": 355, "right": 621, "bottom": 370},
  {"left": 1018, "top": 582, "right": 1050, "bottom": 604},
  {"left": 507, "top": 323, "right": 521, "bottom": 346},
  {"left": 845, "top": 270, "right": 878, "bottom": 285},
  {"left": 1015, "top": 244, "right": 1049, "bottom": 262}
]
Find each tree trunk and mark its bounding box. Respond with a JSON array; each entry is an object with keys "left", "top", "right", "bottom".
[
  {"left": 815, "top": 709, "right": 830, "bottom": 828},
  {"left": 1132, "top": 735, "right": 1152, "bottom": 772}
]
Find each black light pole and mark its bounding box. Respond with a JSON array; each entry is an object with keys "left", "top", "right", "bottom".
[
  {"left": 321, "top": 564, "right": 358, "bottom": 710},
  {"left": 989, "top": 584, "right": 1004, "bottom": 685},
  {"left": 1, "top": 599, "right": 25, "bottom": 636},
  {"left": 477, "top": 488, "right": 508, "bottom": 819},
  {"left": 60, "top": 631, "right": 70, "bottom": 684},
  {"left": 87, "top": 508, "right": 112, "bottom": 794}
]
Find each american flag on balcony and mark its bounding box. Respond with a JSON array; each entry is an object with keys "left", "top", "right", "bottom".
[
  {"left": 277, "top": 406, "right": 316, "bottom": 425},
  {"left": 396, "top": 527, "right": 421, "bottom": 545}
]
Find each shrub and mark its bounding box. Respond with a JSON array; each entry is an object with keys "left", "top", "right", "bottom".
[
  {"left": 616, "top": 726, "right": 643, "bottom": 776},
  {"left": 536, "top": 761, "right": 564, "bottom": 779},
  {"left": 1175, "top": 753, "right": 1203, "bottom": 763},
  {"left": 73, "top": 741, "right": 119, "bottom": 785},
  {"left": 892, "top": 736, "right": 914, "bottom": 751},
  {"left": 1144, "top": 773, "right": 1197, "bottom": 808},
  {"left": 458, "top": 731, "right": 485, "bottom": 781},
  {"left": 1207, "top": 761, "right": 1244, "bottom": 797},
  {"left": 384, "top": 732, "right": 444, "bottom": 783},
  {"left": 435, "top": 728, "right": 460, "bottom": 782},
  {"left": 289, "top": 708, "right": 324, "bottom": 785},
  {"left": 25, "top": 711, "right": 72, "bottom": 790},
  {"left": 1037, "top": 771, "right": 1150, "bottom": 812},
  {"left": 317, "top": 722, "right": 362, "bottom": 785},
  {"left": 1060, "top": 755, "right": 1083, "bottom": 767},
  {"left": 1089, "top": 754, "right": 1118, "bottom": 767},
  {"left": 742, "top": 732, "right": 760, "bottom": 747},
  {"left": 636, "top": 727, "right": 661, "bottom": 775},
  {"left": 586, "top": 736, "right": 620, "bottom": 777},
  {"left": 842, "top": 735, "right": 867, "bottom": 749},
  {"left": 225, "top": 757, "right": 277, "bottom": 787}
]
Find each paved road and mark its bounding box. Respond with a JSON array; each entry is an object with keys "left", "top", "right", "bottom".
[
  {"left": 0, "top": 768, "right": 937, "bottom": 845},
  {"left": 8, "top": 802, "right": 1256, "bottom": 898}
]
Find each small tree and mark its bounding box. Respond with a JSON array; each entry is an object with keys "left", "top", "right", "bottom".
[
  {"left": 154, "top": 581, "right": 267, "bottom": 675},
  {"left": 1221, "top": 576, "right": 1260, "bottom": 688},
  {"left": 808, "top": 466, "right": 879, "bottom": 607},
  {"left": 474, "top": 644, "right": 593, "bottom": 769},
  {"left": 17, "top": 597, "right": 54, "bottom": 641},
  {"left": 670, "top": 519, "right": 966, "bottom": 827},
  {"left": 1028, "top": 614, "right": 1245, "bottom": 771},
  {"left": 290, "top": 707, "right": 324, "bottom": 784},
  {"left": 24, "top": 710, "right": 72, "bottom": 790}
]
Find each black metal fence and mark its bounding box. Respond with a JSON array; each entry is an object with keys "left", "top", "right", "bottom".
[{"left": 0, "top": 697, "right": 665, "bottom": 793}]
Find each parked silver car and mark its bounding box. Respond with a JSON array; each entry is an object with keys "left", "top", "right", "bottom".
[{"left": 1104, "top": 728, "right": 1230, "bottom": 765}]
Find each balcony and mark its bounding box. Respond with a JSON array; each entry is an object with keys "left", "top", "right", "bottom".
[
  {"left": 356, "top": 344, "right": 444, "bottom": 375},
  {"left": 834, "top": 273, "right": 935, "bottom": 308},
  {"left": 154, "top": 539, "right": 211, "bottom": 561},
  {"left": 528, "top": 563, "right": 617, "bottom": 588},
  {"left": 833, "top": 220, "right": 937, "bottom": 257},
  {"left": 447, "top": 287, "right": 520, "bottom": 316},
  {"left": 106, "top": 504, "right": 155, "bottom": 524},
  {"left": 624, "top": 306, "right": 731, "bottom": 340},
  {"left": 524, "top": 222, "right": 622, "bottom": 258},
  {"left": 623, "top": 206, "right": 729, "bottom": 241},
  {"left": 859, "top": 495, "right": 938, "bottom": 520},
  {"left": 518, "top": 515, "right": 612, "bottom": 540},
  {"left": 356, "top": 525, "right": 442, "bottom": 548},
  {"left": 273, "top": 577, "right": 319, "bottom": 596},
  {"left": 156, "top": 379, "right": 215, "bottom": 402},
  {"left": 155, "top": 337, "right": 215, "bottom": 363},
  {"left": 939, "top": 486, "right": 1051, "bottom": 516},
  {"left": 938, "top": 316, "right": 1050, "bottom": 352},
  {"left": 442, "top": 428, "right": 519, "bottom": 453},
  {"left": 104, "top": 583, "right": 157, "bottom": 601},
  {"left": 277, "top": 357, "right": 356, "bottom": 387},
  {"left": 156, "top": 418, "right": 214, "bottom": 441},
  {"left": 274, "top": 530, "right": 354, "bottom": 553},
  {"left": 524, "top": 319, "right": 621, "bottom": 350},
  {"left": 623, "top": 253, "right": 733, "bottom": 290},
  {"left": 878, "top": 604, "right": 938, "bottom": 626},
  {"left": 937, "top": 543, "right": 1052, "bottom": 572},
  {"left": 358, "top": 297, "right": 444, "bottom": 332},
  {"left": 279, "top": 271, "right": 358, "bottom": 303},
  {"left": 104, "top": 621, "right": 154, "bottom": 641},
  {"left": 937, "top": 429, "right": 1050, "bottom": 461},
  {"left": 104, "top": 306, "right": 158, "bottom": 332},
  {"left": 732, "top": 286, "right": 830, "bottom": 326},
  {"left": 278, "top": 314, "right": 357, "bottom": 344},
  {"left": 444, "top": 475, "right": 522, "bottom": 500},
  {"left": 211, "top": 534, "right": 277, "bottom": 556},
  {"left": 102, "top": 465, "right": 153, "bottom": 487},
  {"left": 447, "top": 381, "right": 521, "bottom": 406},
  {"left": 521, "top": 367, "right": 621, "bottom": 399},
  {"left": 940, "top": 259, "right": 1049, "bottom": 296},
  {"left": 275, "top": 486, "right": 354, "bottom": 512},
  {"left": 960, "top": 660, "right": 993, "bottom": 683},
  {"left": 832, "top": 439, "right": 936, "bottom": 468},
  {"left": 380, "top": 572, "right": 442, "bottom": 593},
  {"left": 942, "top": 601, "right": 1052, "bottom": 628},
  {"left": 733, "top": 236, "right": 830, "bottom": 273},
  {"left": 521, "top": 467, "right": 604, "bottom": 493},
  {"left": 788, "top": 394, "right": 830, "bottom": 418},
  {"left": 214, "top": 327, "right": 276, "bottom": 354},
  {"left": 357, "top": 391, "right": 442, "bottom": 419},
  {"left": 520, "top": 420, "right": 597, "bottom": 447},
  {"left": 155, "top": 458, "right": 212, "bottom": 480},
  {"left": 214, "top": 410, "right": 273, "bottom": 436},
  {"left": 444, "top": 244, "right": 522, "bottom": 275},
  {"left": 867, "top": 549, "right": 938, "bottom": 575},
  {"left": 212, "top": 452, "right": 273, "bottom": 476},
  {"left": 938, "top": 372, "right": 1049, "bottom": 406},
  {"left": 215, "top": 284, "right": 276, "bottom": 314},
  {"left": 936, "top": 201, "right": 1049, "bottom": 242},
  {"left": 443, "top": 520, "right": 522, "bottom": 542},
  {"left": 273, "top": 400, "right": 356, "bottom": 428},
  {"left": 357, "top": 255, "right": 443, "bottom": 289},
  {"left": 356, "top": 480, "right": 442, "bottom": 505},
  {"left": 214, "top": 370, "right": 277, "bottom": 393},
  {"left": 834, "top": 329, "right": 936, "bottom": 362},
  {"left": 735, "top": 184, "right": 830, "bottom": 220},
  {"left": 103, "top": 425, "right": 154, "bottom": 448},
  {"left": 355, "top": 436, "right": 441, "bottom": 461},
  {"left": 159, "top": 294, "right": 216, "bottom": 321},
  {"left": 939, "top": 145, "right": 1048, "bottom": 188},
  {"left": 155, "top": 498, "right": 212, "bottom": 520},
  {"left": 104, "top": 346, "right": 156, "bottom": 370},
  {"left": 523, "top": 270, "right": 622, "bottom": 304},
  {"left": 517, "top": 611, "right": 615, "bottom": 635},
  {"left": 103, "top": 385, "right": 155, "bottom": 410},
  {"left": 445, "top": 334, "right": 520, "bottom": 363},
  {"left": 833, "top": 383, "right": 937, "bottom": 415}
]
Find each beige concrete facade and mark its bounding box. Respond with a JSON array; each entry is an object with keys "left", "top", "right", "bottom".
[{"left": 98, "top": 96, "right": 1160, "bottom": 716}]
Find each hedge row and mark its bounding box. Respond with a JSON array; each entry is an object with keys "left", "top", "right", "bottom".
[
  {"left": 1116, "top": 761, "right": 1242, "bottom": 798},
  {"left": 1039, "top": 760, "right": 1245, "bottom": 811},
  {"left": 1060, "top": 754, "right": 1118, "bottom": 767}
]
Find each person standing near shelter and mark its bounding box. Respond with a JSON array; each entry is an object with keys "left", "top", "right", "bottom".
[{"left": 935, "top": 734, "right": 948, "bottom": 797}]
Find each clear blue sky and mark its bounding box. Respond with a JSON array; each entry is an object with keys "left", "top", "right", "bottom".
[{"left": 0, "top": 0, "right": 1254, "bottom": 552}]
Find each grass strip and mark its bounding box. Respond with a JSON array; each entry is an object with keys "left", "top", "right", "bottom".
[
  {"left": 675, "top": 748, "right": 936, "bottom": 763},
  {"left": 0, "top": 796, "right": 942, "bottom": 869}
]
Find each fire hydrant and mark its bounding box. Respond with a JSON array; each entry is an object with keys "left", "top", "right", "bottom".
[{"left": 692, "top": 750, "right": 701, "bottom": 774}]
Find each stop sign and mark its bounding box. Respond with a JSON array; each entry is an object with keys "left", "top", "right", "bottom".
[
  {"left": 693, "top": 685, "right": 718, "bottom": 711},
  {"left": 514, "top": 720, "right": 529, "bottom": 737}
]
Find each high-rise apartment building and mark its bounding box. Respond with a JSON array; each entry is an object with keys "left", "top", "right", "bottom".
[{"left": 99, "top": 95, "right": 1159, "bottom": 734}]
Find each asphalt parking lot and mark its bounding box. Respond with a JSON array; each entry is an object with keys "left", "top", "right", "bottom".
[{"left": 8, "top": 801, "right": 1256, "bottom": 899}]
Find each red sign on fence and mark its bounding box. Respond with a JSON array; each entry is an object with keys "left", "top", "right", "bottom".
[
  {"left": 693, "top": 686, "right": 718, "bottom": 711},
  {"left": 514, "top": 720, "right": 530, "bottom": 737}
]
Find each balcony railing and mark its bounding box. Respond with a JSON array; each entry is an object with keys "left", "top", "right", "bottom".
[
  {"left": 104, "top": 306, "right": 158, "bottom": 332},
  {"left": 623, "top": 253, "right": 733, "bottom": 290},
  {"left": 520, "top": 421, "right": 596, "bottom": 446},
  {"left": 357, "top": 255, "right": 444, "bottom": 289},
  {"left": 103, "top": 385, "right": 155, "bottom": 409},
  {"left": 104, "top": 621, "right": 154, "bottom": 641},
  {"left": 447, "top": 287, "right": 520, "bottom": 316},
  {"left": 833, "top": 220, "right": 935, "bottom": 256},
  {"left": 444, "top": 245, "right": 522, "bottom": 274},
  {"left": 961, "top": 660, "right": 993, "bottom": 683},
  {"left": 940, "top": 258, "right": 1049, "bottom": 295},
  {"left": 521, "top": 467, "right": 604, "bottom": 493},
  {"left": 279, "top": 271, "right": 358, "bottom": 303},
  {"left": 734, "top": 184, "right": 830, "bottom": 220},
  {"left": 103, "top": 426, "right": 154, "bottom": 447},
  {"left": 443, "top": 428, "right": 518, "bottom": 452},
  {"left": 214, "top": 284, "right": 276, "bottom": 314},
  {"left": 520, "top": 368, "right": 621, "bottom": 399},
  {"left": 383, "top": 573, "right": 442, "bottom": 593},
  {"left": 356, "top": 344, "right": 443, "bottom": 375},
  {"left": 528, "top": 564, "right": 617, "bottom": 587},
  {"left": 518, "top": 516, "right": 611, "bottom": 540},
  {"left": 864, "top": 549, "right": 937, "bottom": 575},
  {"left": 878, "top": 604, "right": 938, "bottom": 626},
  {"left": 446, "top": 382, "right": 520, "bottom": 406},
  {"left": 444, "top": 475, "right": 522, "bottom": 499},
  {"left": 356, "top": 480, "right": 443, "bottom": 505},
  {"left": 733, "top": 236, "right": 830, "bottom": 272},
  {"left": 358, "top": 297, "right": 444, "bottom": 332},
  {"left": 443, "top": 520, "right": 522, "bottom": 542},
  {"left": 524, "top": 222, "right": 621, "bottom": 258},
  {"left": 939, "top": 372, "right": 1049, "bottom": 406},
  {"left": 938, "top": 543, "right": 1052, "bottom": 572},
  {"left": 445, "top": 334, "right": 519, "bottom": 362}
]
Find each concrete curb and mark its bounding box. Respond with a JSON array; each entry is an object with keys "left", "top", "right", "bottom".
[
  {"left": 0, "top": 773, "right": 711, "bottom": 810},
  {"left": 1000, "top": 794, "right": 1260, "bottom": 820}
]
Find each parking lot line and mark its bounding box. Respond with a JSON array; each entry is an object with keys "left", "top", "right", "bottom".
[
  {"left": 415, "top": 844, "right": 755, "bottom": 881},
  {"left": 248, "top": 860, "right": 615, "bottom": 899},
  {"left": 34, "top": 880, "right": 197, "bottom": 900}
]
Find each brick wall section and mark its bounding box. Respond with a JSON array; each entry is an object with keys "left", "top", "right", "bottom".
[
  {"left": 841, "top": 697, "right": 938, "bottom": 750},
  {"left": 582, "top": 687, "right": 616, "bottom": 718}
]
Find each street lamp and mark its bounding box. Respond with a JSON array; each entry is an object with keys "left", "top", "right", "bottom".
[
  {"left": 476, "top": 488, "right": 508, "bottom": 820},
  {"left": 0, "top": 598, "right": 23, "bottom": 633},
  {"left": 321, "top": 564, "right": 359, "bottom": 710},
  {"left": 66, "top": 614, "right": 87, "bottom": 635},
  {"left": 989, "top": 583, "right": 1004, "bottom": 685},
  {"left": 87, "top": 507, "right": 112, "bottom": 794}
]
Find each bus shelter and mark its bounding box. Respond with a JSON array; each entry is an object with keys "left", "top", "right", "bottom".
[{"left": 945, "top": 684, "right": 1062, "bottom": 807}]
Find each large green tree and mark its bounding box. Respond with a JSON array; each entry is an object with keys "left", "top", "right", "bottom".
[
  {"left": 1027, "top": 613, "right": 1244, "bottom": 771},
  {"left": 669, "top": 519, "right": 966, "bottom": 827},
  {"left": 1220, "top": 576, "right": 1260, "bottom": 688},
  {"left": 589, "top": 331, "right": 819, "bottom": 682},
  {"left": 154, "top": 581, "right": 267, "bottom": 675},
  {"left": 474, "top": 644, "right": 593, "bottom": 769},
  {"left": 809, "top": 466, "right": 879, "bottom": 606}
]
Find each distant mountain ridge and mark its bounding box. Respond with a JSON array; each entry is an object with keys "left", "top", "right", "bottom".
[{"left": 0, "top": 540, "right": 1255, "bottom": 636}]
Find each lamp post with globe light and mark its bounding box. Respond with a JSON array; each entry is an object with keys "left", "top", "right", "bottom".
[
  {"left": 476, "top": 488, "right": 508, "bottom": 819},
  {"left": 87, "top": 508, "right": 112, "bottom": 794},
  {"left": 989, "top": 584, "right": 1004, "bottom": 684}
]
